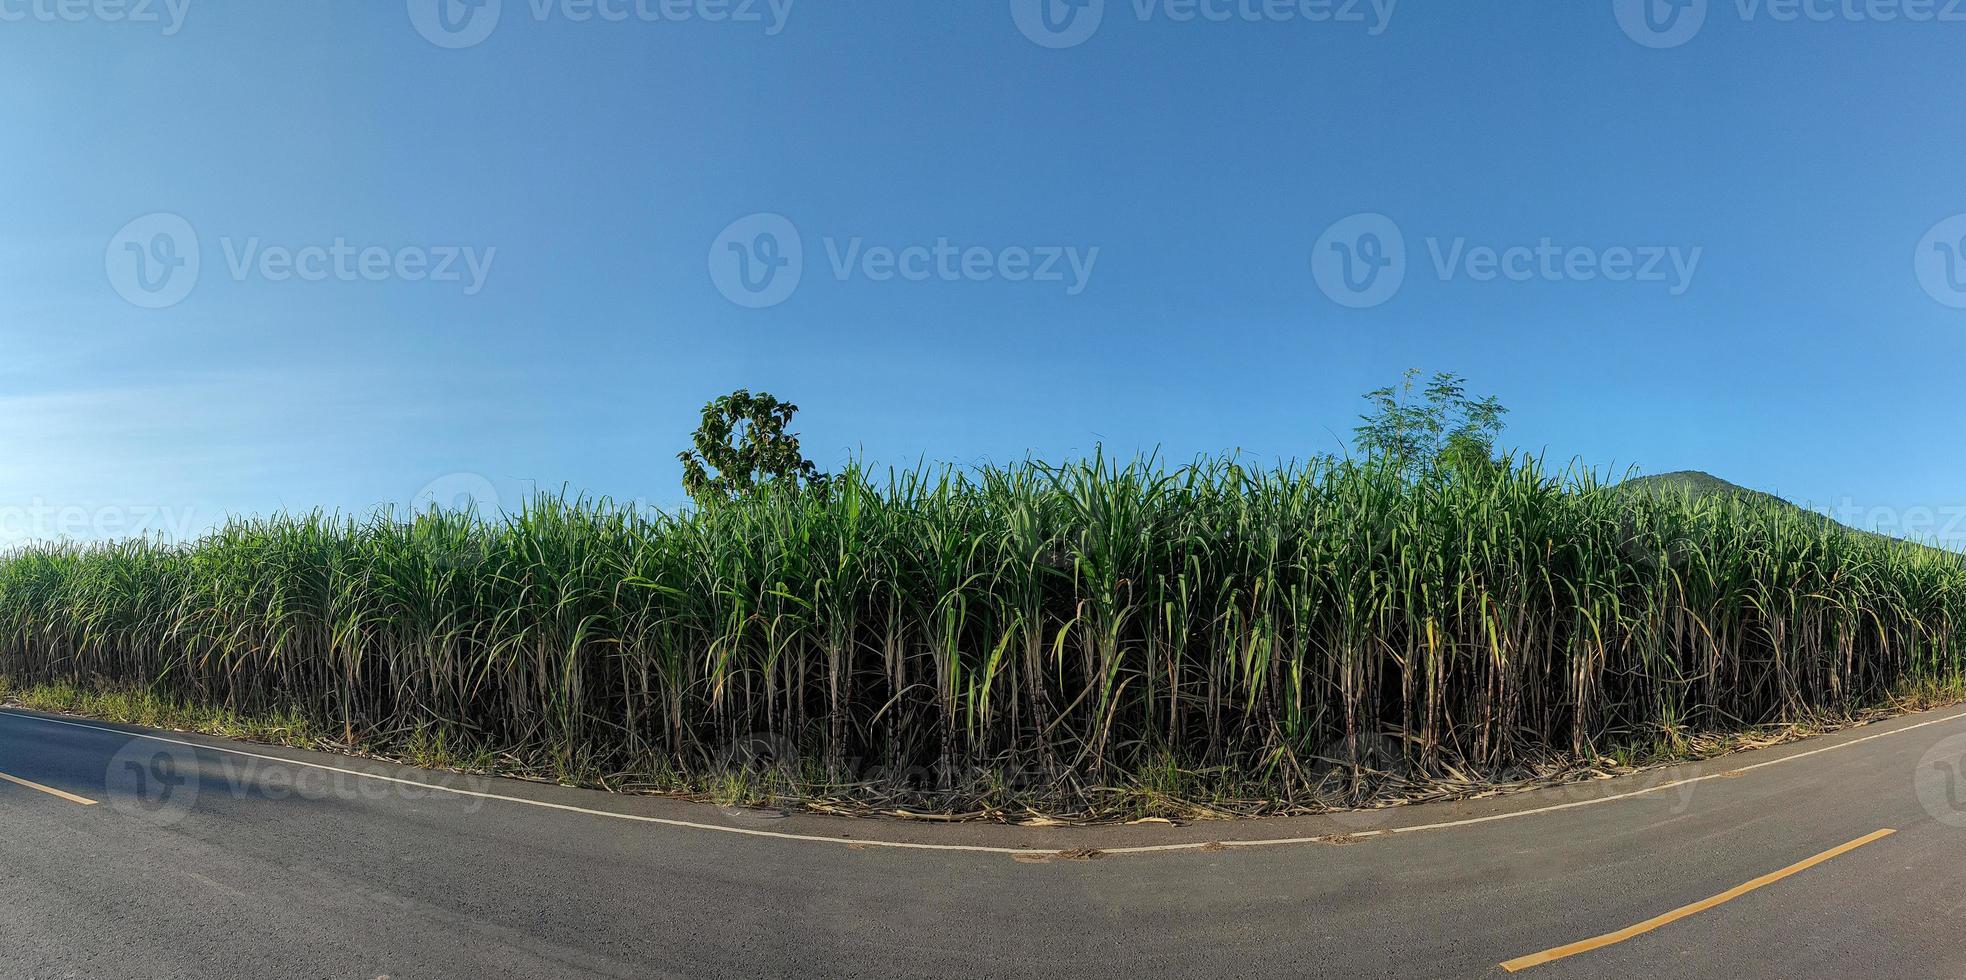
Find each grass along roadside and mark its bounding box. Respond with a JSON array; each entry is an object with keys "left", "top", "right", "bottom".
[
  {"left": 1, "top": 678, "right": 322, "bottom": 748},
  {"left": 4, "top": 455, "right": 1964, "bottom": 820},
  {"left": 0, "top": 678, "right": 502, "bottom": 780},
  {"left": 7, "top": 673, "right": 1963, "bottom": 824}
]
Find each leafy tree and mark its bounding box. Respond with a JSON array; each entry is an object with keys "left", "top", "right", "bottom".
[
  {"left": 679, "top": 390, "right": 828, "bottom": 505},
  {"left": 1353, "top": 369, "right": 1509, "bottom": 475}
]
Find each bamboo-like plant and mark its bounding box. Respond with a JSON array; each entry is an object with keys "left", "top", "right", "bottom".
[{"left": 1, "top": 455, "right": 1960, "bottom": 816}]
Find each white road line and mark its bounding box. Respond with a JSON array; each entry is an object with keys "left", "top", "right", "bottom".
[
  {"left": 1387, "top": 708, "right": 1966, "bottom": 836},
  {"left": 4, "top": 706, "right": 1962, "bottom": 858}
]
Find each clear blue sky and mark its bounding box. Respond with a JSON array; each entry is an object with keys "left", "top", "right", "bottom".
[{"left": 3, "top": 0, "right": 1964, "bottom": 546}]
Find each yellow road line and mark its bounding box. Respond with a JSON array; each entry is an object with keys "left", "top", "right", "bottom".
[
  {"left": 1500, "top": 828, "right": 1896, "bottom": 972},
  {"left": 0, "top": 769, "right": 99, "bottom": 806}
]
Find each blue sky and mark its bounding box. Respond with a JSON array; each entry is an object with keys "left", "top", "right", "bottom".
[{"left": 3, "top": 0, "right": 1965, "bottom": 546}]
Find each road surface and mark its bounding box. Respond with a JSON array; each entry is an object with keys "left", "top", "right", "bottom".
[{"left": 3, "top": 703, "right": 1964, "bottom": 978}]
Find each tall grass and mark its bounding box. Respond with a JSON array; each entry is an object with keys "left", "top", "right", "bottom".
[{"left": 2, "top": 455, "right": 1961, "bottom": 815}]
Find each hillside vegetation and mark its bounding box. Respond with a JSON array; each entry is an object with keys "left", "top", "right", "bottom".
[{"left": 1622, "top": 470, "right": 1961, "bottom": 559}]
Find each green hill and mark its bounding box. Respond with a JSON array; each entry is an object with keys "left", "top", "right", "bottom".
[
  {"left": 1620, "top": 470, "right": 1958, "bottom": 558},
  {"left": 1620, "top": 470, "right": 1825, "bottom": 518}
]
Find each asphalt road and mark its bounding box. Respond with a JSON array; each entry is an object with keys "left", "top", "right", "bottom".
[{"left": 4, "top": 704, "right": 1966, "bottom": 979}]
